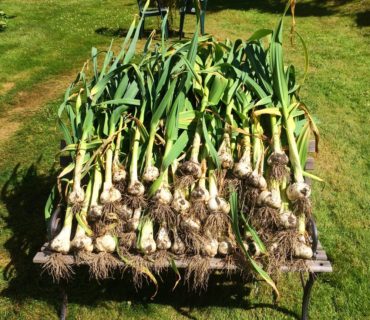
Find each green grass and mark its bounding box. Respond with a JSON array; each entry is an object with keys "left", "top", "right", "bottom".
[{"left": 0, "top": 0, "right": 369, "bottom": 319}]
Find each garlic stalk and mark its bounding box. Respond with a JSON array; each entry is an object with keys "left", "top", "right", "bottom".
[
  {"left": 127, "top": 207, "right": 142, "bottom": 231},
  {"left": 100, "top": 122, "right": 122, "bottom": 205},
  {"left": 127, "top": 106, "right": 146, "bottom": 197},
  {"left": 50, "top": 205, "right": 73, "bottom": 254},
  {"left": 247, "top": 118, "right": 267, "bottom": 190},
  {"left": 218, "top": 100, "right": 235, "bottom": 169},
  {"left": 89, "top": 162, "right": 103, "bottom": 219},
  {"left": 138, "top": 218, "right": 156, "bottom": 254},
  {"left": 71, "top": 179, "right": 94, "bottom": 252},
  {"left": 179, "top": 75, "right": 211, "bottom": 180},
  {"left": 112, "top": 116, "right": 127, "bottom": 183},
  {"left": 270, "top": 20, "right": 313, "bottom": 258},
  {"left": 191, "top": 149, "right": 210, "bottom": 202},
  {"left": 68, "top": 136, "right": 88, "bottom": 205},
  {"left": 207, "top": 167, "right": 230, "bottom": 214},
  {"left": 233, "top": 121, "right": 252, "bottom": 179}
]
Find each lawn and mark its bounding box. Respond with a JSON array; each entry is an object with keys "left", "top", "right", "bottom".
[{"left": 0, "top": 0, "right": 369, "bottom": 319}]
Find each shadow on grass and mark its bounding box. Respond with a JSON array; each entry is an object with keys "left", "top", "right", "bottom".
[
  {"left": 0, "top": 159, "right": 61, "bottom": 312},
  {"left": 0, "top": 161, "right": 299, "bottom": 319},
  {"left": 356, "top": 10, "right": 370, "bottom": 27},
  {"left": 206, "top": 0, "right": 358, "bottom": 17},
  {"left": 95, "top": 27, "right": 182, "bottom": 39}
]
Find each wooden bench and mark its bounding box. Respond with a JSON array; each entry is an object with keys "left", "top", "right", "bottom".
[{"left": 33, "top": 140, "right": 332, "bottom": 320}]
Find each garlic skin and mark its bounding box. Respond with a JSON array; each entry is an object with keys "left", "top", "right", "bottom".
[
  {"left": 191, "top": 185, "right": 210, "bottom": 202},
  {"left": 50, "top": 226, "right": 72, "bottom": 254},
  {"left": 142, "top": 166, "right": 160, "bottom": 183},
  {"left": 153, "top": 187, "right": 173, "bottom": 205},
  {"left": 233, "top": 161, "right": 252, "bottom": 179},
  {"left": 172, "top": 191, "right": 191, "bottom": 214},
  {"left": 293, "top": 242, "right": 313, "bottom": 259},
  {"left": 89, "top": 204, "right": 103, "bottom": 220},
  {"left": 117, "top": 204, "right": 133, "bottom": 220},
  {"left": 113, "top": 165, "right": 127, "bottom": 183},
  {"left": 139, "top": 220, "right": 157, "bottom": 255},
  {"left": 127, "top": 180, "right": 145, "bottom": 196},
  {"left": 156, "top": 226, "right": 172, "bottom": 250},
  {"left": 247, "top": 171, "right": 267, "bottom": 190},
  {"left": 202, "top": 238, "right": 219, "bottom": 257},
  {"left": 286, "top": 182, "right": 311, "bottom": 201},
  {"left": 95, "top": 234, "right": 116, "bottom": 253},
  {"left": 181, "top": 217, "right": 201, "bottom": 231},
  {"left": 279, "top": 210, "right": 297, "bottom": 228},
  {"left": 208, "top": 196, "right": 230, "bottom": 214},
  {"left": 267, "top": 151, "right": 289, "bottom": 166},
  {"left": 269, "top": 188, "right": 282, "bottom": 209},
  {"left": 100, "top": 183, "right": 121, "bottom": 204},
  {"left": 218, "top": 240, "right": 232, "bottom": 256},
  {"left": 68, "top": 187, "right": 85, "bottom": 204},
  {"left": 179, "top": 160, "right": 202, "bottom": 179},
  {"left": 71, "top": 226, "right": 94, "bottom": 252},
  {"left": 127, "top": 207, "right": 142, "bottom": 231},
  {"left": 219, "top": 151, "right": 234, "bottom": 169},
  {"left": 171, "top": 232, "right": 186, "bottom": 255},
  {"left": 257, "top": 190, "right": 281, "bottom": 209}
]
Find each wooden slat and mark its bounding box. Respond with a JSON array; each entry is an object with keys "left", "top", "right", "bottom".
[
  {"left": 304, "top": 177, "right": 312, "bottom": 186},
  {"left": 33, "top": 244, "right": 332, "bottom": 274},
  {"left": 315, "top": 250, "right": 328, "bottom": 261},
  {"left": 305, "top": 260, "right": 333, "bottom": 273},
  {"left": 308, "top": 140, "right": 316, "bottom": 153},
  {"left": 317, "top": 241, "right": 323, "bottom": 250},
  {"left": 280, "top": 260, "right": 332, "bottom": 273},
  {"left": 305, "top": 157, "right": 315, "bottom": 170}
]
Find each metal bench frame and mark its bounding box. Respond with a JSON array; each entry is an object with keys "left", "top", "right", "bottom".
[{"left": 33, "top": 140, "right": 332, "bottom": 320}]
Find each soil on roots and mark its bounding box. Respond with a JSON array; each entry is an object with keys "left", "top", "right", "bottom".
[
  {"left": 268, "top": 153, "right": 289, "bottom": 182},
  {"left": 222, "top": 254, "right": 238, "bottom": 277},
  {"left": 125, "top": 254, "right": 151, "bottom": 289},
  {"left": 204, "top": 212, "right": 230, "bottom": 236},
  {"left": 118, "top": 232, "right": 137, "bottom": 252},
  {"left": 114, "top": 180, "right": 127, "bottom": 194},
  {"left": 122, "top": 193, "right": 146, "bottom": 210},
  {"left": 148, "top": 201, "right": 177, "bottom": 229},
  {"left": 74, "top": 250, "right": 95, "bottom": 265},
  {"left": 190, "top": 200, "right": 208, "bottom": 222},
  {"left": 176, "top": 161, "right": 200, "bottom": 187},
  {"left": 102, "top": 202, "right": 121, "bottom": 221},
  {"left": 87, "top": 252, "right": 121, "bottom": 280},
  {"left": 242, "top": 184, "right": 260, "bottom": 211},
  {"left": 265, "top": 229, "right": 309, "bottom": 274},
  {"left": 216, "top": 169, "right": 240, "bottom": 197},
  {"left": 148, "top": 250, "right": 169, "bottom": 274},
  {"left": 178, "top": 224, "right": 204, "bottom": 255},
  {"left": 116, "top": 204, "right": 132, "bottom": 222},
  {"left": 249, "top": 206, "right": 280, "bottom": 231},
  {"left": 42, "top": 253, "right": 74, "bottom": 283},
  {"left": 91, "top": 220, "right": 110, "bottom": 237},
  {"left": 269, "top": 163, "right": 289, "bottom": 182},
  {"left": 174, "top": 174, "right": 196, "bottom": 189},
  {"left": 90, "top": 204, "right": 122, "bottom": 237},
  {"left": 292, "top": 197, "right": 312, "bottom": 217},
  {"left": 72, "top": 202, "right": 83, "bottom": 215},
  {"left": 184, "top": 255, "right": 211, "bottom": 292}
]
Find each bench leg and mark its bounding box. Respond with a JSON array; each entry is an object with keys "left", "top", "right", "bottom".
[
  {"left": 301, "top": 272, "right": 316, "bottom": 320},
  {"left": 59, "top": 283, "right": 68, "bottom": 320},
  {"left": 179, "top": 12, "right": 185, "bottom": 39}
]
